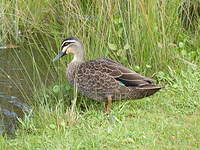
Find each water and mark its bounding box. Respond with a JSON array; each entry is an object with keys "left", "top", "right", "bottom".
[{"left": 0, "top": 45, "right": 56, "bottom": 136}]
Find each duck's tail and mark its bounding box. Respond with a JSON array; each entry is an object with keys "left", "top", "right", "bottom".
[{"left": 130, "top": 85, "right": 163, "bottom": 99}]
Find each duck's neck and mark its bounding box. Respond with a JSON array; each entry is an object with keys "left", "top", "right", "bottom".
[
  {"left": 71, "top": 55, "right": 85, "bottom": 63},
  {"left": 71, "top": 51, "right": 85, "bottom": 63},
  {"left": 67, "top": 54, "right": 84, "bottom": 85}
]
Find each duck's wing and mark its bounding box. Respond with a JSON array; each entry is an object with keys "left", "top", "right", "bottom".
[{"left": 92, "top": 58, "right": 155, "bottom": 87}]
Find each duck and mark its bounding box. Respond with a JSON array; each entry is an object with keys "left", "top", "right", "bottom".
[{"left": 53, "top": 37, "right": 162, "bottom": 113}]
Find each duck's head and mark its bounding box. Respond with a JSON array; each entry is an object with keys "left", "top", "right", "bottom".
[{"left": 53, "top": 37, "right": 85, "bottom": 62}]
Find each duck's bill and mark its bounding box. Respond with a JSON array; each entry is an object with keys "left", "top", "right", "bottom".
[{"left": 53, "top": 51, "right": 65, "bottom": 62}]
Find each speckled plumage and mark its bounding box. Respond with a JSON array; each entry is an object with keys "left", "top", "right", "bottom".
[{"left": 66, "top": 58, "right": 161, "bottom": 102}]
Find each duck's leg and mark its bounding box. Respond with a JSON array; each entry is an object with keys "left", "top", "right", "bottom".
[
  {"left": 105, "top": 96, "right": 119, "bottom": 124},
  {"left": 105, "top": 95, "right": 112, "bottom": 113}
]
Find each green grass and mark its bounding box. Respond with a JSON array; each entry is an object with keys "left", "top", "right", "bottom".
[
  {"left": 0, "top": 0, "right": 200, "bottom": 149},
  {"left": 1, "top": 69, "right": 200, "bottom": 149}
]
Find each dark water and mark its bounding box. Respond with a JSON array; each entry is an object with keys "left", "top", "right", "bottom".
[{"left": 0, "top": 45, "right": 56, "bottom": 136}]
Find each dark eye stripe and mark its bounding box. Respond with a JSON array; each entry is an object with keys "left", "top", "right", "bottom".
[{"left": 61, "top": 42, "right": 74, "bottom": 49}]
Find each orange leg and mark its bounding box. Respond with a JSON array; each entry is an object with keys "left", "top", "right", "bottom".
[{"left": 105, "top": 95, "right": 112, "bottom": 113}]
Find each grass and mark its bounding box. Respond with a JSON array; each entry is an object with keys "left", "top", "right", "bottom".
[
  {"left": 1, "top": 69, "right": 200, "bottom": 149},
  {"left": 0, "top": 0, "right": 200, "bottom": 149}
]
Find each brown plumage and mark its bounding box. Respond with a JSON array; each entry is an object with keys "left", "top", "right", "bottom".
[{"left": 53, "top": 37, "right": 162, "bottom": 112}]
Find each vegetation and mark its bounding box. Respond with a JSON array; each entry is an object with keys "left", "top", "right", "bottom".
[{"left": 0, "top": 0, "right": 200, "bottom": 149}]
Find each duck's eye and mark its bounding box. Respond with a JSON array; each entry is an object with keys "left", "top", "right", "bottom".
[{"left": 61, "top": 42, "right": 74, "bottom": 49}]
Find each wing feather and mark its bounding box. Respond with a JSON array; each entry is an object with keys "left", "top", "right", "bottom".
[
  {"left": 92, "top": 58, "right": 155, "bottom": 87},
  {"left": 79, "top": 58, "right": 155, "bottom": 88}
]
